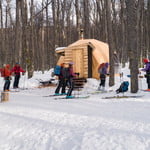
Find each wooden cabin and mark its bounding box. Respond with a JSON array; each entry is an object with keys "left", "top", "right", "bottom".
[{"left": 56, "top": 39, "right": 109, "bottom": 79}]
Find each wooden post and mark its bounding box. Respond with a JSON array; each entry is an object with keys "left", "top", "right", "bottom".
[{"left": 1, "top": 92, "right": 9, "bottom": 102}]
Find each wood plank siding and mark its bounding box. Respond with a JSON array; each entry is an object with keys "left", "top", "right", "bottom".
[{"left": 64, "top": 46, "right": 88, "bottom": 78}]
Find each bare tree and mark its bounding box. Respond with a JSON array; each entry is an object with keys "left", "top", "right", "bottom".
[
  {"left": 74, "top": 0, "right": 81, "bottom": 39},
  {"left": 15, "top": 0, "right": 22, "bottom": 63},
  {"left": 125, "top": 0, "right": 138, "bottom": 93},
  {"left": 147, "top": 0, "right": 150, "bottom": 57},
  {"left": 119, "top": 0, "right": 127, "bottom": 65},
  {"left": 28, "top": 0, "right": 34, "bottom": 77},
  {"left": 106, "top": 0, "right": 115, "bottom": 86},
  {"left": 0, "top": 0, "right": 5, "bottom": 66},
  {"left": 83, "top": 0, "right": 90, "bottom": 39}
]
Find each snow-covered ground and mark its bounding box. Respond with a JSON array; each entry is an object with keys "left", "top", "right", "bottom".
[{"left": 0, "top": 66, "right": 150, "bottom": 150}]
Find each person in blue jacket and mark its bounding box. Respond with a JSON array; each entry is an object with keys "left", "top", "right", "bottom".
[{"left": 54, "top": 63, "right": 66, "bottom": 95}]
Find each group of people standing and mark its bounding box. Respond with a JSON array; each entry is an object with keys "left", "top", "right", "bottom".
[
  {"left": 0, "top": 63, "right": 25, "bottom": 92},
  {"left": 54, "top": 62, "right": 76, "bottom": 99},
  {"left": 54, "top": 61, "right": 109, "bottom": 98}
]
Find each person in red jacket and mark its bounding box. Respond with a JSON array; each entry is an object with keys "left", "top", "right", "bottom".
[
  {"left": 11, "top": 63, "right": 25, "bottom": 89},
  {"left": 3, "top": 64, "right": 12, "bottom": 91}
]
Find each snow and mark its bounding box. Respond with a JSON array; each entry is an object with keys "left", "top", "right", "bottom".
[
  {"left": 55, "top": 47, "right": 66, "bottom": 51},
  {"left": 0, "top": 66, "right": 150, "bottom": 150}
]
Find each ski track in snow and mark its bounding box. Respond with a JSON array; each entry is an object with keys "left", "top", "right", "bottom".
[{"left": 0, "top": 88, "right": 150, "bottom": 150}]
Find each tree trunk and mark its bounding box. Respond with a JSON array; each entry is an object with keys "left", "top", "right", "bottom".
[
  {"left": 125, "top": 0, "right": 138, "bottom": 93},
  {"left": 28, "top": 0, "right": 34, "bottom": 78},
  {"left": 147, "top": 0, "right": 150, "bottom": 57},
  {"left": 15, "top": 0, "right": 22, "bottom": 63},
  {"left": 120, "top": 0, "right": 127, "bottom": 66},
  {"left": 45, "top": 0, "right": 50, "bottom": 69},
  {"left": 83, "top": 0, "right": 90, "bottom": 39},
  {"left": 75, "top": 0, "right": 81, "bottom": 39},
  {"left": 52, "top": 0, "right": 57, "bottom": 66},
  {"left": 106, "top": 0, "right": 115, "bottom": 86},
  {"left": 0, "top": 1, "right": 5, "bottom": 65}
]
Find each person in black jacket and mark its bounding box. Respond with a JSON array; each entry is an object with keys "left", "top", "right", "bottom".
[
  {"left": 54, "top": 63, "right": 66, "bottom": 95},
  {"left": 66, "top": 62, "right": 76, "bottom": 98}
]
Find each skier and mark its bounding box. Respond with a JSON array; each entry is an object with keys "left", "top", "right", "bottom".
[
  {"left": 97, "top": 62, "right": 109, "bottom": 91},
  {"left": 141, "top": 58, "right": 150, "bottom": 91},
  {"left": 11, "top": 63, "right": 25, "bottom": 89},
  {"left": 54, "top": 63, "right": 67, "bottom": 95},
  {"left": 3, "top": 64, "right": 12, "bottom": 91},
  {"left": 66, "top": 62, "right": 76, "bottom": 99},
  {"left": 116, "top": 81, "right": 129, "bottom": 94}
]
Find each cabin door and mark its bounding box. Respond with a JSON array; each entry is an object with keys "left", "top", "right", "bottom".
[{"left": 72, "top": 49, "right": 84, "bottom": 77}]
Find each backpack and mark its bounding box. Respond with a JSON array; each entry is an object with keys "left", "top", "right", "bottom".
[
  {"left": 116, "top": 81, "right": 129, "bottom": 93},
  {"left": 99, "top": 67, "right": 106, "bottom": 74},
  {"left": 62, "top": 68, "right": 70, "bottom": 79},
  {"left": 54, "top": 65, "right": 61, "bottom": 76},
  {"left": 98, "top": 63, "right": 105, "bottom": 74}
]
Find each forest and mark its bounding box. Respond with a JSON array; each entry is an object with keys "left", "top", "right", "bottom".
[{"left": 0, "top": 0, "right": 150, "bottom": 92}]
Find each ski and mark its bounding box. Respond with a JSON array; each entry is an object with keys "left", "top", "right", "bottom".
[
  {"left": 89, "top": 90, "right": 113, "bottom": 94},
  {"left": 10, "top": 90, "right": 20, "bottom": 92},
  {"left": 19, "top": 88, "right": 28, "bottom": 90},
  {"left": 102, "top": 95, "right": 143, "bottom": 99},
  {"left": 43, "top": 94, "right": 65, "bottom": 97},
  {"left": 54, "top": 95, "right": 90, "bottom": 100},
  {"left": 141, "top": 90, "right": 150, "bottom": 92}
]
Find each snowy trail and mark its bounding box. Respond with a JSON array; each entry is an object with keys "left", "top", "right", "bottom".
[
  {"left": 1, "top": 108, "right": 150, "bottom": 150},
  {"left": 0, "top": 88, "right": 150, "bottom": 150}
]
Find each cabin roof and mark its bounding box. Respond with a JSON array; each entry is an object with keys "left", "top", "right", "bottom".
[{"left": 55, "top": 39, "right": 108, "bottom": 54}]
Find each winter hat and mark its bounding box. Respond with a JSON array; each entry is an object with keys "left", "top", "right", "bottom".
[{"left": 143, "top": 58, "right": 149, "bottom": 63}]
